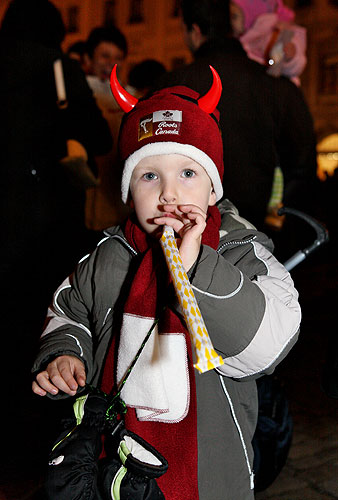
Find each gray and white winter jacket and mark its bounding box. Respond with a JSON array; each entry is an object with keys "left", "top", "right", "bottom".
[{"left": 32, "top": 200, "right": 301, "bottom": 500}]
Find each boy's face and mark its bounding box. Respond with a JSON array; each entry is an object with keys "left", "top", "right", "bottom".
[{"left": 129, "top": 154, "right": 216, "bottom": 235}]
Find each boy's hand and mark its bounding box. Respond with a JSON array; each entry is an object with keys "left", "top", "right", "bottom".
[
  {"left": 154, "top": 204, "right": 207, "bottom": 271},
  {"left": 32, "top": 355, "right": 86, "bottom": 397}
]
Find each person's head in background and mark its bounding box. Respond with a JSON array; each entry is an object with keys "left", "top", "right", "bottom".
[
  {"left": 230, "top": 0, "right": 294, "bottom": 37},
  {"left": 67, "top": 40, "right": 90, "bottom": 73},
  {"left": 128, "top": 59, "right": 166, "bottom": 98},
  {"left": 0, "top": 0, "right": 65, "bottom": 49},
  {"left": 85, "top": 26, "right": 128, "bottom": 82},
  {"left": 179, "top": 0, "right": 232, "bottom": 54}
]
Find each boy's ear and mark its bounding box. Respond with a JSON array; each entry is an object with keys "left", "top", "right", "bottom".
[
  {"left": 128, "top": 198, "right": 135, "bottom": 209},
  {"left": 208, "top": 188, "right": 217, "bottom": 207}
]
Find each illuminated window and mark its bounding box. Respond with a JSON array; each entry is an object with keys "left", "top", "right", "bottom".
[
  {"left": 172, "top": 0, "right": 180, "bottom": 17},
  {"left": 67, "top": 6, "right": 79, "bottom": 33},
  {"left": 319, "top": 53, "right": 338, "bottom": 96},
  {"left": 104, "top": 0, "right": 116, "bottom": 27},
  {"left": 128, "top": 0, "right": 144, "bottom": 24},
  {"left": 317, "top": 134, "right": 338, "bottom": 181}
]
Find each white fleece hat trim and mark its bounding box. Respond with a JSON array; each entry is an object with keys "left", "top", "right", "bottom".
[{"left": 121, "top": 142, "right": 223, "bottom": 203}]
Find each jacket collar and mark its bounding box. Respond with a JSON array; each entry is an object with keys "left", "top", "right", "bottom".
[{"left": 195, "top": 38, "right": 247, "bottom": 59}]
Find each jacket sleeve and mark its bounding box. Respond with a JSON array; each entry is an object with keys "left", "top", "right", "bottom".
[
  {"left": 31, "top": 252, "right": 95, "bottom": 380},
  {"left": 190, "top": 237, "right": 301, "bottom": 379}
]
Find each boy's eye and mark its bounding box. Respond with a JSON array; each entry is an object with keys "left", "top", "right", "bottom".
[
  {"left": 143, "top": 172, "right": 158, "bottom": 181},
  {"left": 182, "top": 169, "right": 195, "bottom": 178}
]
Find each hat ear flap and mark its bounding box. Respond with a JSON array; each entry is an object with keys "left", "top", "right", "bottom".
[
  {"left": 197, "top": 66, "right": 222, "bottom": 114},
  {"left": 110, "top": 64, "right": 138, "bottom": 113}
]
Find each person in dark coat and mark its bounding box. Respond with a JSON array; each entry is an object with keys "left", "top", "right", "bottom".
[
  {"left": 153, "top": 0, "right": 318, "bottom": 233},
  {"left": 0, "top": 0, "right": 112, "bottom": 461}
]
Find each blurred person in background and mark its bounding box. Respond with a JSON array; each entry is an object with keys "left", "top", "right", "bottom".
[
  {"left": 230, "top": 0, "right": 308, "bottom": 231},
  {"left": 153, "top": 0, "right": 318, "bottom": 254},
  {"left": 67, "top": 39, "right": 90, "bottom": 74},
  {"left": 84, "top": 26, "right": 132, "bottom": 230},
  {"left": 127, "top": 58, "right": 166, "bottom": 98},
  {"left": 0, "top": 0, "right": 112, "bottom": 459},
  {"left": 85, "top": 26, "right": 127, "bottom": 94},
  {"left": 231, "top": 0, "right": 307, "bottom": 86}
]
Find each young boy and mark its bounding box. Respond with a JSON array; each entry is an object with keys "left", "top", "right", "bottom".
[{"left": 32, "top": 67, "right": 301, "bottom": 500}]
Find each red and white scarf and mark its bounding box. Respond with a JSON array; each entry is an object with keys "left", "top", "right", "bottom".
[{"left": 101, "top": 206, "right": 220, "bottom": 500}]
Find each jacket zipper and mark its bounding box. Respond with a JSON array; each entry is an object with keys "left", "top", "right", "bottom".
[
  {"left": 108, "top": 233, "right": 257, "bottom": 257},
  {"left": 217, "top": 235, "right": 257, "bottom": 254},
  {"left": 106, "top": 234, "right": 138, "bottom": 256},
  {"left": 219, "top": 375, "right": 255, "bottom": 490}
]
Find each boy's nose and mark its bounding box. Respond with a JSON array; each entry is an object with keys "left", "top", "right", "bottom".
[
  {"left": 160, "top": 192, "right": 177, "bottom": 204},
  {"left": 159, "top": 183, "right": 177, "bottom": 204},
  {"left": 160, "top": 196, "right": 176, "bottom": 205}
]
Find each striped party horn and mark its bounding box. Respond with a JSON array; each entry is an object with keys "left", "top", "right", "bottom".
[{"left": 160, "top": 225, "right": 224, "bottom": 373}]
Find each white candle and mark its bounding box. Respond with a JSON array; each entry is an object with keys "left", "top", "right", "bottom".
[{"left": 53, "top": 59, "right": 67, "bottom": 104}]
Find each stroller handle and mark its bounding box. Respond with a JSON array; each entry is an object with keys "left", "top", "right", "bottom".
[{"left": 278, "top": 207, "right": 329, "bottom": 271}]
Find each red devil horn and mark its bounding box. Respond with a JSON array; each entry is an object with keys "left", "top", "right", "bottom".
[
  {"left": 110, "top": 64, "right": 138, "bottom": 113},
  {"left": 197, "top": 65, "right": 222, "bottom": 114}
]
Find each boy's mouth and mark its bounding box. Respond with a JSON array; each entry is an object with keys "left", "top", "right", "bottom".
[{"left": 159, "top": 213, "right": 181, "bottom": 222}]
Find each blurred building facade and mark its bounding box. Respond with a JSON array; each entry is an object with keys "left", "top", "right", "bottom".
[
  {"left": 1, "top": 0, "right": 337, "bottom": 175},
  {"left": 291, "top": 0, "right": 338, "bottom": 176}
]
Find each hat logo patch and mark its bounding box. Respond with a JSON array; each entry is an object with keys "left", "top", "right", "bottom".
[{"left": 138, "top": 110, "right": 182, "bottom": 141}]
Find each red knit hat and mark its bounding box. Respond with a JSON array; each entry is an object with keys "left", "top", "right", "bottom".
[{"left": 110, "top": 65, "right": 224, "bottom": 203}]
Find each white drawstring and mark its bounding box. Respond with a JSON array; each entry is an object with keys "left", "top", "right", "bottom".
[{"left": 219, "top": 375, "right": 255, "bottom": 489}]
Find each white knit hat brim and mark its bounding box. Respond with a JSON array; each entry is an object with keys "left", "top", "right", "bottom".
[{"left": 121, "top": 142, "right": 223, "bottom": 203}]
